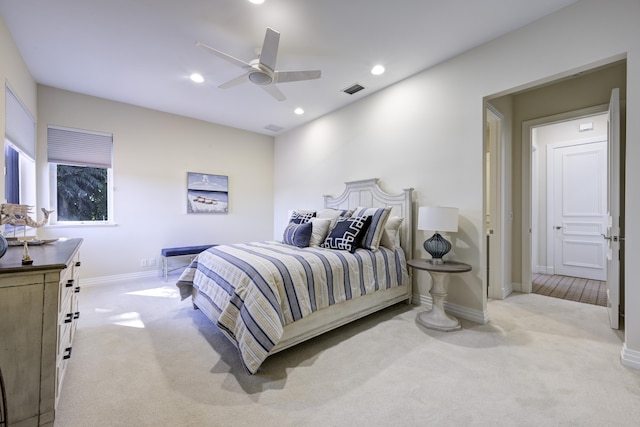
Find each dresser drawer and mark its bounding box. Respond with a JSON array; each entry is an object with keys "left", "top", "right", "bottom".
[
  {"left": 56, "top": 248, "right": 81, "bottom": 406},
  {"left": 55, "top": 312, "right": 75, "bottom": 407},
  {"left": 58, "top": 264, "right": 78, "bottom": 312},
  {"left": 57, "top": 296, "right": 77, "bottom": 355}
]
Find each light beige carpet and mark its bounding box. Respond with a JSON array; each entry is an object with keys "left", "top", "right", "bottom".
[{"left": 55, "top": 276, "right": 640, "bottom": 426}]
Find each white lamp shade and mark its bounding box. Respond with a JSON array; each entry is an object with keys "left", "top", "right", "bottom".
[{"left": 418, "top": 206, "right": 458, "bottom": 232}]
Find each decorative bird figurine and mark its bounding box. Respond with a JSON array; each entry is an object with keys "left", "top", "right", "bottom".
[{"left": 0, "top": 204, "right": 53, "bottom": 227}]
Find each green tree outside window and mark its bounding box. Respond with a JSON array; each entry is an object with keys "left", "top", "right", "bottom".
[{"left": 56, "top": 165, "right": 108, "bottom": 221}]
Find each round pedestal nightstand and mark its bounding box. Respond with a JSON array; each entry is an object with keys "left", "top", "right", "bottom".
[{"left": 407, "top": 259, "right": 472, "bottom": 332}]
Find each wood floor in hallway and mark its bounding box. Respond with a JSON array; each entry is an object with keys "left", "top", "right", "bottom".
[{"left": 532, "top": 273, "right": 607, "bottom": 307}]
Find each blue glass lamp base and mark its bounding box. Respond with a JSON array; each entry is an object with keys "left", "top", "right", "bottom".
[{"left": 423, "top": 232, "right": 451, "bottom": 265}]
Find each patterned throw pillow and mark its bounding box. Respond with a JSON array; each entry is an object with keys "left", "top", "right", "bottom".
[
  {"left": 289, "top": 210, "right": 316, "bottom": 224},
  {"left": 316, "top": 208, "right": 353, "bottom": 229},
  {"left": 283, "top": 222, "right": 313, "bottom": 247},
  {"left": 351, "top": 206, "right": 392, "bottom": 251},
  {"left": 321, "top": 216, "right": 372, "bottom": 253},
  {"left": 316, "top": 208, "right": 353, "bottom": 218}
]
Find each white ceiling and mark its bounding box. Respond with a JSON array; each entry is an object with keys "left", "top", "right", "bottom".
[{"left": 0, "top": 0, "right": 576, "bottom": 135}]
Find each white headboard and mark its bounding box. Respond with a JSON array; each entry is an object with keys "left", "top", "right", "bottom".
[{"left": 323, "top": 178, "right": 413, "bottom": 260}]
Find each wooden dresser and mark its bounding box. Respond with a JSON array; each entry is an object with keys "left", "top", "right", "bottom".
[{"left": 0, "top": 238, "right": 82, "bottom": 427}]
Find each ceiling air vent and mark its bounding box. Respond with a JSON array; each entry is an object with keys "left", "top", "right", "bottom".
[
  {"left": 342, "top": 83, "right": 365, "bottom": 95},
  {"left": 264, "top": 124, "right": 284, "bottom": 132}
]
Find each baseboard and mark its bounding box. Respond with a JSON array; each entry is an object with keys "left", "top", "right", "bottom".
[
  {"left": 81, "top": 270, "right": 160, "bottom": 287},
  {"left": 502, "top": 283, "right": 513, "bottom": 299},
  {"left": 512, "top": 281, "right": 523, "bottom": 293},
  {"left": 621, "top": 343, "right": 640, "bottom": 371},
  {"left": 535, "top": 266, "right": 554, "bottom": 275},
  {"left": 412, "top": 293, "right": 489, "bottom": 325}
]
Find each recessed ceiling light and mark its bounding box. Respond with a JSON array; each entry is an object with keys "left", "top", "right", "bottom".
[
  {"left": 190, "top": 73, "right": 204, "bottom": 83},
  {"left": 249, "top": 0, "right": 265, "bottom": 4},
  {"left": 294, "top": 107, "right": 304, "bottom": 115},
  {"left": 371, "top": 65, "right": 385, "bottom": 75}
]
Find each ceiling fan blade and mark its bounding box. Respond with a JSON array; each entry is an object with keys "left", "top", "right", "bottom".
[
  {"left": 274, "top": 70, "right": 322, "bottom": 83},
  {"left": 195, "top": 41, "right": 251, "bottom": 69},
  {"left": 260, "top": 84, "right": 286, "bottom": 101},
  {"left": 218, "top": 73, "right": 250, "bottom": 89},
  {"left": 259, "top": 28, "right": 280, "bottom": 73}
]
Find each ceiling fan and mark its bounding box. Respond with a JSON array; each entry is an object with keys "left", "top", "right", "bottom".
[{"left": 196, "top": 27, "right": 321, "bottom": 101}]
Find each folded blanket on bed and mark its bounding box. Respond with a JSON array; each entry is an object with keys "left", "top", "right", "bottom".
[{"left": 176, "top": 241, "right": 408, "bottom": 373}]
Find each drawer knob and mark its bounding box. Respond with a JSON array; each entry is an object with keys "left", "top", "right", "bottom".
[{"left": 63, "top": 347, "right": 72, "bottom": 360}]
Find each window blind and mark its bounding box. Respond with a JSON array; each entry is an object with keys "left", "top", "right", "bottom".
[
  {"left": 47, "top": 126, "right": 113, "bottom": 168},
  {"left": 5, "top": 85, "right": 35, "bottom": 159}
]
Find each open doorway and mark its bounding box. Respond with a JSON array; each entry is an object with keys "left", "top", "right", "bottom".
[
  {"left": 483, "top": 58, "right": 626, "bottom": 330},
  {"left": 529, "top": 113, "right": 609, "bottom": 307}
]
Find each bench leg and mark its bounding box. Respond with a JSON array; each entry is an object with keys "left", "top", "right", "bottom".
[
  {"left": 163, "top": 256, "right": 168, "bottom": 281},
  {"left": 161, "top": 251, "right": 205, "bottom": 281}
]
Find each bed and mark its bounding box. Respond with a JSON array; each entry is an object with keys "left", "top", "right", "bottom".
[{"left": 176, "top": 178, "right": 414, "bottom": 374}]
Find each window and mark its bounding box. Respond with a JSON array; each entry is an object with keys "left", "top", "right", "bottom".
[
  {"left": 4, "top": 85, "right": 36, "bottom": 235},
  {"left": 4, "top": 143, "right": 36, "bottom": 204},
  {"left": 5, "top": 143, "right": 20, "bottom": 204},
  {"left": 3, "top": 143, "right": 37, "bottom": 235},
  {"left": 47, "top": 126, "right": 114, "bottom": 224}
]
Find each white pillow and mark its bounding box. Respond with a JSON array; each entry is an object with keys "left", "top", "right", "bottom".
[
  {"left": 309, "top": 218, "right": 332, "bottom": 246},
  {"left": 380, "top": 217, "right": 403, "bottom": 251}
]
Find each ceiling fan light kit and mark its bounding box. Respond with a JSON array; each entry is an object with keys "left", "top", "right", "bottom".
[
  {"left": 196, "top": 27, "right": 321, "bottom": 101},
  {"left": 248, "top": 68, "right": 273, "bottom": 85}
]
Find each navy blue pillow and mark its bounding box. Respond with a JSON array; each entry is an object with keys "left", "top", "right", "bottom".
[
  {"left": 283, "top": 221, "right": 313, "bottom": 247},
  {"left": 321, "top": 216, "right": 372, "bottom": 253}
]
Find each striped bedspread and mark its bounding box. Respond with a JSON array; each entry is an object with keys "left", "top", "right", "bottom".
[{"left": 176, "top": 241, "right": 409, "bottom": 374}]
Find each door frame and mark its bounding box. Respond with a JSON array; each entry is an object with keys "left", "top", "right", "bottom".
[
  {"left": 606, "top": 87, "right": 622, "bottom": 329},
  {"left": 521, "top": 104, "right": 609, "bottom": 293},
  {"left": 485, "top": 104, "right": 510, "bottom": 299}
]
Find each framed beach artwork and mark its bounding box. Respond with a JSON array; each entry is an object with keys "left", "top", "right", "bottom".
[{"left": 187, "top": 172, "right": 229, "bottom": 214}]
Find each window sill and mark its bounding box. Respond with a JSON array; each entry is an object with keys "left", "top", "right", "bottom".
[{"left": 43, "top": 222, "right": 118, "bottom": 228}]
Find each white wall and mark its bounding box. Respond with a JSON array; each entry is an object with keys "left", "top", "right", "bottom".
[
  {"left": 35, "top": 86, "right": 274, "bottom": 279},
  {"left": 273, "top": 0, "right": 640, "bottom": 368},
  {"left": 275, "top": 56, "right": 486, "bottom": 312}
]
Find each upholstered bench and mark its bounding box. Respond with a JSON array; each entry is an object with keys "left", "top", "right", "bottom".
[{"left": 160, "top": 244, "right": 216, "bottom": 281}]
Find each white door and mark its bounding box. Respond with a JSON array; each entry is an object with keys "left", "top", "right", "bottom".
[
  {"left": 606, "top": 88, "right": 621, "bottom": 329},
  {"left": 550, "top": 140, "right": 607, "bottom": 280}
]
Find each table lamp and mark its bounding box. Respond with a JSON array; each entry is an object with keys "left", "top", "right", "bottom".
[{"left": 418, "top": 206, "right": 458, "bottom": 264}]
